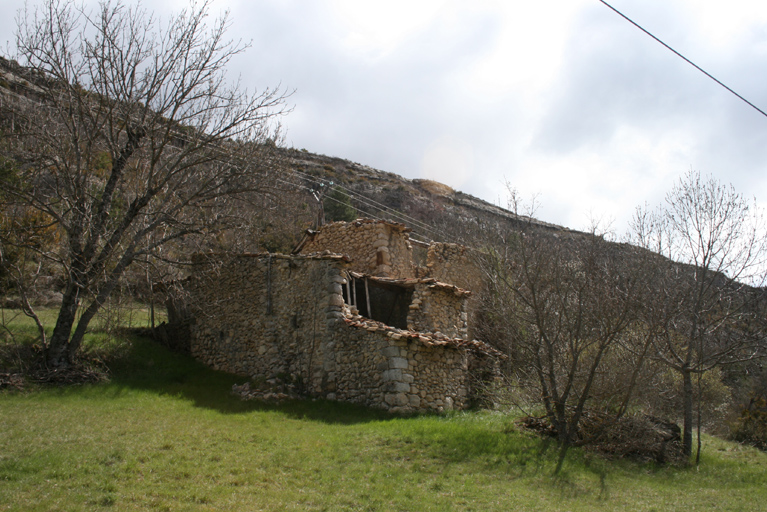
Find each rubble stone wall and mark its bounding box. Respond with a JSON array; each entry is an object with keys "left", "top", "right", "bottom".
[
  {"left": 299, "top": 220, "right": 415, "bottom": 278},
  {"left": 184, "top": 253, "right": 484, "bottom": 412},
  {"left": 329, "top": 328, "right": 471, "bottom": 412},
  {"left": 186, "top": 254, "right": 342, "bottom": 388},
  {"left": 426, "top": 243, "right": 482, "bottom": 293},
  {"left": 407, "top": 284, "right": 469, "bottom": 340},
  {"left": 426, "top": 243, "right": 484, "bottom": 338}
]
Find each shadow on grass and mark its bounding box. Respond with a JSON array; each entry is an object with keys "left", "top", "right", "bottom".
[
  {"left": 89, "top": 334, "right": 672, "bottom": 493},
  {"left": 105, "top": 334, "right": 392, "bottom": 425},
  {"left": 406, "top": 424, "right": 617, "bottom": 493},
  {"left": 386, "top": 415, "right": 560, "bottom": 475},
  {"left": 99, "top": 335, "right": 663, "bottom": 486}
]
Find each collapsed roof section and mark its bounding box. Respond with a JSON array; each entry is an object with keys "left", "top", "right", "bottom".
[{"left": 179, "top": 250, "right": 501, "bottom": 412}]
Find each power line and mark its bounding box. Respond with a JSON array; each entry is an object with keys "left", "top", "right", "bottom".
[
  {"left": 276, "top": 176, "right": 438, "bottom": 242},
  {"left": 290, "top": 167, "right": 449, "bottom": 240},
  {"left": 10, "top": 63, "right": 463, "bottom": 246},
  {"left": 598, "top": 0, "right": 767, "bottom": 120},
  {"left": 27, "top": 72, "right": 454, "bottom": 242},
  {"left": 290, "top": 167, "right": 439, "bottom": 235},
  {"left": 285, "top": 176, "right": 439, "bottom": 242}
]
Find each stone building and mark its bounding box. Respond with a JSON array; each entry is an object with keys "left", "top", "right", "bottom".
[{"left": 181, "top": 220, "right": 500, "bottom": 412}]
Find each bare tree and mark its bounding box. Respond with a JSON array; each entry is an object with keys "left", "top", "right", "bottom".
[
  {"left": 630, "top": 170, "right": 767, "bottom": 462},
  {"left": 0, "top": 200, "right": 56, "bottom": 344},
  {"left": 480, "top": 197, "right": 643, "bottom": 472},
  {"left": 0, "top": 0, "right": 289, "bottom": 368}
]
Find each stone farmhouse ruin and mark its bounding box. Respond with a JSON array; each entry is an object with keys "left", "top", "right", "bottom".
[{"left": 178, "top": 219, "right": 500, "bottom": 413}]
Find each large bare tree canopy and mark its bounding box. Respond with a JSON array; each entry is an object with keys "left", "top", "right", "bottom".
[
  {"left": 630, "top": 170, "right": 767, "bottom": 461},
  {"left": 0, "top": 0, "right": 290, "bottom": 368},
  {"left": 476, "top": 175, "right": 767, "bottom": 468},
  {"left": 475, "top": 190, "right": 648, "bottom": 472}
]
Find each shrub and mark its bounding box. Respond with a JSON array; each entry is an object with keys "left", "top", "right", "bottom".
[
  {"left": 324, "top": 188, "right": 357, "bottom": 222},
  {"left": 731, "top": 393, "right": 767, "bottom": 451}
]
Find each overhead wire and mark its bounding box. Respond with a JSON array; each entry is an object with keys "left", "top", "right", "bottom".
[
  {"left": 290, "top": 167, "right": 442, "bottom": 235},
  {"left": 278, "top": 178, "right": 434, "bottom": 241},
  {"left": 598, "top": 0, "right": 767, "bottom": 120},
  {"left": 275, "top": 175, "right": 440, "bottom": 243},
  {"left": 289, "top": 167, "right": 450, "bottom": 241}
]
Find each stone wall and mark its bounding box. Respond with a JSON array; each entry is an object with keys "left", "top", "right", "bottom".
[
  {"left": 183, "top": 252, "right": 499, "bottom": 412},
  {"left": 327, "top": 324, "right": 473, "bottom": 412},
  {"left": 425, "top": 243, "right": 484, "bottom": 339},
  {"left": 297, "top": 220, "right": 415, "bottom": 278},
  {"left": 407, "top": 282, "right": 469, "bottom": 340},
  {"left": 426, "top": 243, "right": 482, "bottom": 293},
  {"left": 186, "top": 253, "right": 345, "bottom": 387}
]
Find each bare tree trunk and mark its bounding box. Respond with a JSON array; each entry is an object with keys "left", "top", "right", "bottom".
[
  {"left": 696, "top": 370, "right": 703, "bottom": 465},
  {"left": 69, "top": 254, "right": 135, "bottom": 354},
  {"left": 147, "top": 263, "right": 155, "bottom": 331},
  {"left": 4, "top": 0, "right": 289, "bottom": 368},
  {"left": 682, "top": 367, "right": 693, "bottom": 459},
  {"left": 629, "top": 170, "right": 767, "bottom": 466},
  {"left": 47, "top": 283, "right": 81, "bottom": 368}
]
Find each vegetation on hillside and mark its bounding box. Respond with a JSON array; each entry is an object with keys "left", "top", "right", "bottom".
[
  {"left": 474, "top": 173, "right": 767, "bottom": 467},
  {"left": 0, "top": 0, "right": 298, "bottom": 369},
  {"left": 1, "top": 0, "right": 765, "bottom": 482}
]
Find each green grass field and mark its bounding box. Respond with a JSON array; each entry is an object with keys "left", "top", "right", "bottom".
[{"left": 1, "top": 312, "right": 766, "bottom": 511}]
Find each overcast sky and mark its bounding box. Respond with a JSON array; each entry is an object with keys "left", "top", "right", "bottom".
[{"left": 3, "top": 0, "right": 767, "bottom": 234}]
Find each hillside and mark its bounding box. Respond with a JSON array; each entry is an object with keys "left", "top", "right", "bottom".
[
  {"left": 279, "top": 146, "right": 578, "bottom": 243},
  {"left": 0, "top": 54, "right": 577, "bottom": 249}
]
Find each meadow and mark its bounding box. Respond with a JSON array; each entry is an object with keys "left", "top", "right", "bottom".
[{"left": 1, "top": 311, "right": 766, "bottom": 511}]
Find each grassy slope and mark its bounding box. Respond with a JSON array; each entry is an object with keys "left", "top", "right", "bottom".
[{"left": 1, "top": 331, "right": 766, "bottom": 511}]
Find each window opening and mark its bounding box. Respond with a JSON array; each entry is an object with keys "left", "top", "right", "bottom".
[{"left": 343, "top": 276, "right": 413, "bottom": 329}]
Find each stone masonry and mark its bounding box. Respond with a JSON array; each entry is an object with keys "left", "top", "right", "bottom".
[
  {"left": 295, "top": 219, "right": 415, "bottom": 278},
  {"left": 424, "top": 242, "right": 485, "bottom": 339},
  {"left": 181, "top": 220, "right": 501, "bottom": 413}
]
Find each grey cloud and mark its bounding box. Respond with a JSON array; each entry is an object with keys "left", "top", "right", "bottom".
[
  {"left": 533, "top": 6, "right": 716, "bottom": 156},
  {"left": 5, "top": 0, "right": 767, "bottom": 232},
  {"left": 229, "top": 4, "right": 503, "bottom": 177}
]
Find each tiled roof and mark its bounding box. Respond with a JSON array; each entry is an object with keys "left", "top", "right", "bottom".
[{"left": 342, "top": 314, "right": 503, "bottom": 358}]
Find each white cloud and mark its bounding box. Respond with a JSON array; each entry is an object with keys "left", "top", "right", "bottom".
[
  {"left": 460, "top": 0, "right": 593, "bottom": 99},
  {"left": 680, "top": 0, "right": 767, "bottom": 51},
  {"left": 420, "top": 136, "right": 475, "bottom": 190},
  {"left": 328, "top": 0, "right": 449, "bottom": 60}
]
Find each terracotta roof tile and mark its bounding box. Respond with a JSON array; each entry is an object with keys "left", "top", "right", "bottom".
[{"left": 341, "top": 314, "right": 502, "bottom": 358}]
